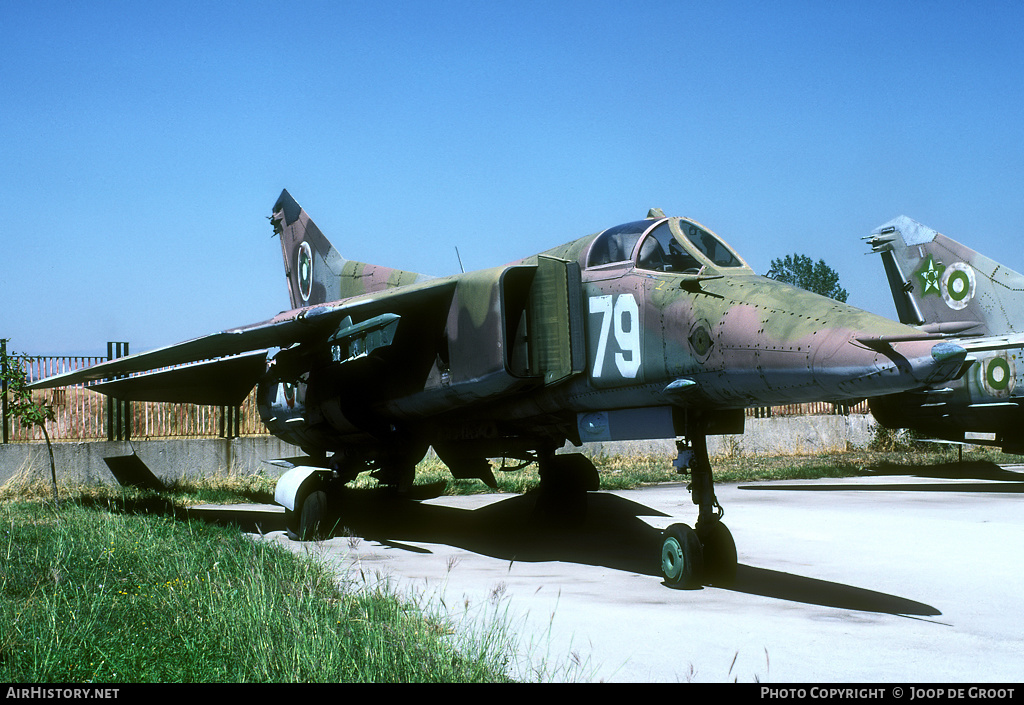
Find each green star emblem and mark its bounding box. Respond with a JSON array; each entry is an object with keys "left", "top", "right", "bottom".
[{"left": 915, "top": 255, "right": 945, "bottom": 295}]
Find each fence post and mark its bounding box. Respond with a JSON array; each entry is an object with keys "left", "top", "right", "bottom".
[
  {"left": 219, "top": 405, "right": 241, "bottom": 439},
  {"left": 1, "top": 339, "right": 8, "bottom": 444},
  {"left": 106, "top": 341, "right": 131, "bottom": 442}
]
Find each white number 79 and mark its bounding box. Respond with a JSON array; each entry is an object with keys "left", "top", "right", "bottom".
[{"left": 589, "top": 294, "right": 641, "bottom": 379}]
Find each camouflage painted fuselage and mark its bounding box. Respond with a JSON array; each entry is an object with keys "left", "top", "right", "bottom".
[
  {"left": 28, "top": 194, "right": 966, "bottom": 469},
  {"left": 261, "top": 199, "right": 964, "bottom": 461}
]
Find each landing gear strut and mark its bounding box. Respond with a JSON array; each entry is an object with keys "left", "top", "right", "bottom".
[
  {"left": 533, "top": 451, "right": 600, "bottom": 524},
  {"left": 369, "top": 439, "right": 428, "bottom": 493},
  {"left": 660, "top": 434, "right": 737, "bottom": 588}
]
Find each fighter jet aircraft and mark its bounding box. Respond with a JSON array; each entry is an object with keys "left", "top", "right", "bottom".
[
  {"left": 865, "top": 216, "right": 1024, "bottom": 453},
  {"left": 30, "top": 192, "right": 967, "bottom": 588}
]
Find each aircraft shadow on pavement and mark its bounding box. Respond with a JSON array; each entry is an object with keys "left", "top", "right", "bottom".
[
  {"left": 729, "top": 566, "right": 938, "bottom": 616},
  {"left": 740, "top": 461, "right": 1024, "bottom": 494},
  {"left": 193, "top": 487, "right": 939, "bottom": 617}
]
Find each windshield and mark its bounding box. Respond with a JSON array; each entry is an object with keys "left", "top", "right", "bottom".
[
  {"left": 677, "top": 219, "right": 742, "bottom": 268},
  {"left": 636, "top": 221, "right": 703, "bottom": 273}
]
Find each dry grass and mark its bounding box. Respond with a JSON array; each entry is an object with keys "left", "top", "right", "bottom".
[{"left": 4, "top": 441, "right": 1016, "bottom": 509}]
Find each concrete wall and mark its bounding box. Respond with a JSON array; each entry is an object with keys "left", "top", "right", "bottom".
[
  {"left": 0, "top": 436, "right": 305, "bottom": 487},
  {"left": 0, "top": 415, "right": 877, "bottom": 487},
  {"left": 574, "top": 414, "right": 875, "bottom": 458}
]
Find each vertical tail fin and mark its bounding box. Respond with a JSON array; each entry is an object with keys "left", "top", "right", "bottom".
[
  {"left": 866, "top": 215, "right": 1024, "bottom": 337},
  {"left": 271, "top": 189, "right": 347, "bottom": 309},
  {"left": 270, "top": 189, "right": 433, "bottom": 309}
]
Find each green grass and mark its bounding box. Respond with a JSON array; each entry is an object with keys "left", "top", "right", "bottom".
[{"left": 0, "top": 493, "right": 520, "bottom": 682}]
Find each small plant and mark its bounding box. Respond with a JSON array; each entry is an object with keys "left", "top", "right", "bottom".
[
  {"left": 867, "top": 422, "right": 934, "bottom": 453},
  {"left": 1, "top": 345, "right": 58, "bottom": 507}
]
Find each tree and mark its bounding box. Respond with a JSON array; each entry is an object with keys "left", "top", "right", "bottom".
[
  {"left": 0, "top": 345, "right": 59, "bottom": 507},
  {"left": 765, "top": 253, "right": 849, "bottom": 302}
]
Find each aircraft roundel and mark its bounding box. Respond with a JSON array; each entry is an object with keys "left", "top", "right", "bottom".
[
  {"left": 940, "top": 263, "right": 975, "bottom": 311},
  {"left": 297, "top": 241, "right": 313, "bottom": 303},
  {"left": 978, "top": 354, "right": 1015, "bottom": 398},
  {"left": 688, "top": 320, "right": 714, "bottom": 362}
]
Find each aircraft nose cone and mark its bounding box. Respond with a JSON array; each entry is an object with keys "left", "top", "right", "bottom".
[
  {"left": 823, "top": 338, "right": 966, "bottom": 401},
  {"left": 868, "top": 340, "right": 962, "bottom": 393}
]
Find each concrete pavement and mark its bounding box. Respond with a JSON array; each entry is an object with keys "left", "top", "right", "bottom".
[{"left": 196, "top": 462, "right": 1024, "bottom": 682}]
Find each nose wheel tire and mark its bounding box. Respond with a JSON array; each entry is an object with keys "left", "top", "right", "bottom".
[
  {"left": 698, "top": 520, "right": 737, "bottom": 587},
  {"left": 660, "top": 523, "right": 704, "bottom": 589}
]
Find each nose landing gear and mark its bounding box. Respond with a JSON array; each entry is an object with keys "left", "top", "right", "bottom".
[{"left": 660, "top": 434, "right": 738, "bottom": 589}]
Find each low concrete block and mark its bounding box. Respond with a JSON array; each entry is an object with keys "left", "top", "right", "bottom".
[{"left": 0, "top": 437, "right": 304, "bottom": 487}]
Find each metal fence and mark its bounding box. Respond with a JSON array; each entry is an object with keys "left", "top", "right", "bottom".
[
  {"left": 2, "top": 345, "right": 265, "bottom": 443},
  {"left": 752, "top": 400, "right": 868, "bottom": 417},
  {"left": 1, "top": 344, "right": 868, "bottom": 444}
]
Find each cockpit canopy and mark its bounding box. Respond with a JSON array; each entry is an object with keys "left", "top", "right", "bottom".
[{"left": 586, "top": 217, "right": 746, "bottom": 273}]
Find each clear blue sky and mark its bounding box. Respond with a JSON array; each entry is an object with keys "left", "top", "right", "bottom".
[{"left": 4, "top": 1, "right": 1024, "bottom": 356}]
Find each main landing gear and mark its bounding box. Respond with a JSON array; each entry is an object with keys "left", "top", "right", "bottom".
[
  {"left": 283, "top": 480, "right": 335, "bottom": 542},
  {"left": 660, "top": 434, "right": 738, "bottom": 589},
  {"left": 281, "top": 441, "right": 427, "bottom": 542},
  {"left": 533, "top": 451, "right": 600, "bottom": 523}
]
